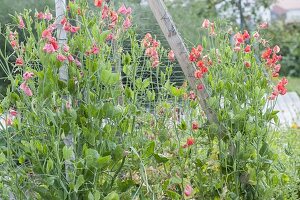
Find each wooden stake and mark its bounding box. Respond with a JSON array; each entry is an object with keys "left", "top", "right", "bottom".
[{"left": 147, "top": 0, "right": 218, "bottom": 124}]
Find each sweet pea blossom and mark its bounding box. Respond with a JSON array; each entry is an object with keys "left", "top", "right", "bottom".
[
  {"left": 43, "top": 43, "right": 56, "bottom": 53},
  {"left": 20, "top": 82, "right": 33, "bottom": 96},
  {"left": 259, "top": 22, "right": 268, "bottom": 29},
  {"left": 244, "top": 45, "right": 251, "bottom": 53},
  {"left": 184, "top": 184, "right": 193, "bottom": 197},
  {"left": 57, "top": 54, "right": 67, "bottom": 62},
  {"left": 44, "top": 12, "right": 53, "bottom": 20},
  {"left": 23, "top": 72, "right": 34, "bottom": 81},
  {"left": 94, "top": 0, "right": 102, "bottom": 7},
  {"left": 75, "top": 59, "right": 82, "bottom": 67},
  {"left": 182, "top": 137, "right": 195, "bottom": 148},
  {"left": 16, "top": 57, "right": 24, "bottom": 66},
  {"left": 63, "top": 44, "right": 70, "bottom": 52},
  {"left": 123, "top": 17, "right": 132, "bottom": 30},
  {"left": 9, "top": 109, "right": 18, "bottom": 117},
  {"left": 67, "top": 55, "right": 75, "bottom": 63},
  {"left": 253, "top": 31, "right": 260, "bottom": 38},
  {"left": 102, "top": 5, "right": 109, "bottom": 19},
  {"left": 118, "top": 4, "right": 132, "bottom": 15},
  {"left": 192, "top": 122, "right": 199, "bottom": 130},
  {"left": 168, "top": 50, "right": 175, "bottom": 62},
  {"left": 273, "top": 45, "right": 280, "bottom": 53},
  {"left": 197, "top": 83, "right": 204, "bottom": 91},
  {"left": 202, "top": 19, "right": 210, "bottom": 29},
  {"left": 18, "top": 16, "right": 25, "bottom": 29},
  {"left": 244, "top": 61, "right": 251, "bottom": 68}
]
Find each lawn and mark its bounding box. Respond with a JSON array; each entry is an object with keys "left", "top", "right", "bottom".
[{"left": 286, "top": 76, "right": 300, "bottom": 94}]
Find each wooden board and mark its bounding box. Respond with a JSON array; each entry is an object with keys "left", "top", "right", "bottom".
[{"left": 147, "top": 0, "right": 218, "bottom": 125}]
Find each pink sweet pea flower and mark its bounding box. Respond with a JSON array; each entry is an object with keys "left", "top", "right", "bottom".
[
  {"left": 184, "top": 184, "right": 193, "bottom": 197},
  {"left": 259, "top": 22, "right": 268, "bottom": 29},
  {"left": 273, "top": 45, "right": 280, "bottom": 53},
  {"left": 168, "top": 50, "right": 175, "bottom": 62},
  {"left": 23, "top": 72, "right": 34, "bottom": 81},
  {"left": 123, "top": 17, "right": 132, "bottom": 30},
  {"left": 36, "top": 12, "right": 45, "bottom": 19},
  {"left": 202, "top": 19, "right": 210, "bottom": 29},
  {"left": 152, "top": 60, "right": 159, "bottom": 68},
  {"left": 75, "top": 59, "right": 82, "bottom": 67},
  {"left": 118, "top": 4, "right": 127, "bottom": 15},
  {"left": 63, "top": 44, "right": 70, "bottom": 52},
  {"left": 44, "top": 12, "right": 53, "bottom": 20},
  {"left": 18, "top": 16, "right": 25, "bottom": 29},
  {"left": 42, "top": 29, "right": 52, "bottom": 39},
  {"left": 253, "top": 31, "right": 260, "bottom": 38},
  {"left": 9, "top": 109, "right": 18, "bottom": 117},
  {"left": 102, "top": 5, "right": 109, "bottom": 19},
  {"left": 16, "top": 57, "right": 24, "bottom": 66},
  {"left": 67, "top": 55, "right": 75, "bottom": 62},
  {"left": 20, "top": 82, "right": 33, "bottom": 96},
  {"left": 70, "top": 26, "right": 80, "bottom": 33},
  {"left": 66, "top": 101, "right": 71, "bottom": 109},
  {"left": 91, "top": 45, "right": 99, "bottom": 55},
  {"left": 43, "top": 43, "right": 56, "bottom": 53},
  {"left": 57, "top": 54, "right": 67, "bottom": 62}
]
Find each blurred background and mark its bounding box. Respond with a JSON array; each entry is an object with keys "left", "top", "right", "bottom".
[{"left": 0, "top": 0, "right": 299, "bottom": 96}]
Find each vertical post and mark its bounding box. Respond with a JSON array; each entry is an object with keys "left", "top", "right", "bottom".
[
  {"left": 147, "top": 0, "right": 218, "bottom": 125},
  {"left": 55, "top": 0, "right": 74, "bottom": 182},
  {"left": 55, "top": 0, "right": 68, "bottom": 82}
]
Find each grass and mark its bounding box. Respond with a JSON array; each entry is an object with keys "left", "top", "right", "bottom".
[{"left": 286, "top": 76, "right": 300, "bottom": 95}]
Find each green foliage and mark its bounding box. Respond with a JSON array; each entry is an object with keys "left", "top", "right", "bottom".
[{"left": 0, "top": 1, "right": 298, "bottom": 199}]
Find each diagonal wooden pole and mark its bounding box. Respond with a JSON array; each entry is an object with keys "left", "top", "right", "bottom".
[{"left": 147, "top": 0, "right": 218, "bottom": 125}]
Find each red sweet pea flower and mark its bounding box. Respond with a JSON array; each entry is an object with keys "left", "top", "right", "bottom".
[
  {"left": 244, "top": 45, "right": 251, "bottom": 53},
  {"left": 244, "top": 61, "right": 251, "bottom": 68},
  {"left": 192, "top": 122, "right": 199, "bottom": 130},
  {"left": 243, "top": 30, "right": 250, "bottom": 40},
  {"left": 234, "top": 32, "right": 244, "bottom": 45},
  {"left": 42, "top": 29, "right": 52, "bottom": 39},
  {"left": 94, "top": 0, "right": 102, "bottom": 7},
  {"left": 261, "top": 47, "right": 272, "bottom": 60},
  {"left": 9, "top": 109, "right": 18, "bottom": 117},
  {"left": 183, "top": 137, "right": 195, "bottom": 148},
  {"left": 16, "top": 57, "right": 24, "bottom": 66},
  {"left": 197, "top": 83, "right": 204, "bottom": 91}
]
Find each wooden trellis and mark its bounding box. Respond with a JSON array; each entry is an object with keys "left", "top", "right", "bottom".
[{"left": 147, "top": 0, "right": 218, "bottom": 125}]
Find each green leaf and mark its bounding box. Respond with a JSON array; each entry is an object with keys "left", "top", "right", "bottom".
[
  {"left": 74, "top": 175, "right": 85, "bottom": 193},
  {"left": 63, "top": 146, "right": 74, "bottom": 160},
  {"left": 97, "top": 155, "right": 111, "bottom": 169},
  {"left": 46, "top": 158, "right": 53, "bottom": 173},
  {"left": 104, "top": 191, "right": 119, "bottom": 200},
  {"left": 154, "top": 153, "right": 169, "bottom": 163},
  {"left": 85, "top": 148, "right": 99, "bottom": 168},
  {"left": 143, "top": 141, "right": 155, "bottom": 158},
  {"left": 0, "top": 152, "right": 6, "bottom": 164},
  {"left": 165, "top": 190, "right": 181, "bottom": 200}
]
